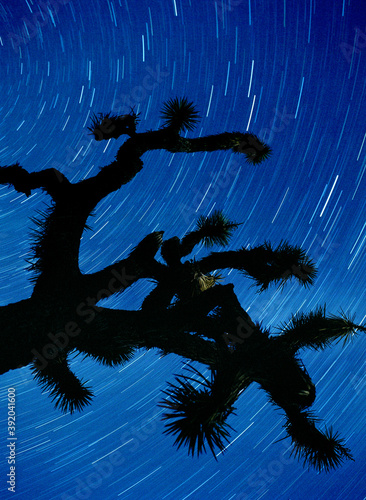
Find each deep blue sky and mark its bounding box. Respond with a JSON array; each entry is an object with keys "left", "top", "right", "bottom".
[{"left": 0, "top": 0, "right": 366, "bottom": 498}]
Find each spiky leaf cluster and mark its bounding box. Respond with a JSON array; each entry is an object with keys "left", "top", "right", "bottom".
[
  {"left": 238, "top": 240, "right": 317, "bottom": 291},
  {"left": 195, "top": 271, "right": 223, "bottom": 292},
  {"left": 27, "top": 205, "right": 56, "bottom": 282},
  {"left": 159, "top": 366, "right": 235, "bottom": 457},
  {"left": 160, "top": 97, "right": 200, "bottom": 132},
  {"left": 31, "top": 355, "right": 93, "bottom": 414},
  {"left": 88, "top": 110, "right": 140, "bottom": 140},
  {"left": 277, "top": 307, "right": 366, "bottom": 352},
  {"left": 160, "top": 211, "right": 240, "bottom": 264},
  {"left": 284, "top": 409, "right": 354, "bottom": 472},
  {"left": 196, "top": 210, "right": 241, "bottom": 248},
  {"left": 231, "top": 133, "right": 272, "bottom": 164},
  {"left": 187, "top": 270, "right": 223, "bottom": 298},
  {"left": 79, "top": 341, "right": 137, "bottom": 367}
]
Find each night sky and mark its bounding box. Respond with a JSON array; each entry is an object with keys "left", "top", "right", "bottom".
[{"left": 1, "top": 0, "right": 366, "bottom": 499}]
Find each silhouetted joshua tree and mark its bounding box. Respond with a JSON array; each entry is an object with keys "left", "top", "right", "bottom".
[{"left": 0, "top": 98, "right": 364, "bottom": 471}]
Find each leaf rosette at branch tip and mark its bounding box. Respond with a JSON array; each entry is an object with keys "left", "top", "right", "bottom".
[
  {"left": 0, "top": 162, "right": 32, "bottom": 196},
  {"left": 195, "top": 210, "right": 242, "bottom": 248},
  {"left": 88, "top": 109, "right": 140, "bottom": 140},
  {"left": 160, "top": 97, "right": 201, "bottom": 132},
  {"left": 283, "top": 409, "right": 354, "bottom": 472},
  {"left": 231, "top": 132, "right": 272, "bottom": 164},
  {"left": 238, "top": 240, "right": 317, "bottom": 292},
  {"left": 31, "top": 354, "right": 93, "bottom": 414},
  {"left": 159, "top": 365, "right": 236, "bottom": 458},
  {"left": 276, "top": 306, "right": 366, "bottom": 352}
]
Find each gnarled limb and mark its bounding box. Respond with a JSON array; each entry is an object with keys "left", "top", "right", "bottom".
[
  {"left": 81, "top": 232, "right": 166, "bottom": 297},
  {"left": 76, "top": 128, "right": 270, "bottom": 213},
  {"left": 70, "top": 285, "right": 249, "bottom": 369},
  {"left": 0, "top": 164, "right": 69, "bottom": 199},
  {"left": 76, "top": 306, "right": 220, "bottom": 366}
]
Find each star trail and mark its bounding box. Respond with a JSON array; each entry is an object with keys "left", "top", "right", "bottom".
[{"left": 0, "top": 0, "right": 365, "bottom": 499}]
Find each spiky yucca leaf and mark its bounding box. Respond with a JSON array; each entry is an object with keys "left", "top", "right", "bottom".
[
  {"left": 159, "top": 366, "right": 235, "bottom": 458},
  {"left": 278, "top": 306, "right": 366, "bottom": 352},
  {"left": 284, "top": 409, "right": 354, "bottom": 472},
  {"left": 78, "top": 341, "right": 136, "bottom": 367},
  {"left": 31, "top": 355, "right": 93, "bottom": 413},
  {"left": 238, "top": 240, "right": 317, "bottom": 291},
  {"left": 26, "top": 205, "right": 56, "bottom": 282},
  {"left": 88, "top": 110, "right": 140, "bottom": 140},
  {"left": 231, "top": 133, "right": 272, "bottom": 164},
  {"left": 160, "top": 97, "right": 200, "bottom": 132},
  {"left": 196, "top": 210, "right": 241, "bottom": 248}
]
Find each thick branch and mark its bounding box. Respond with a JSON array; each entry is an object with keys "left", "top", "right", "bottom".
[
  {"left": 0, "top": 164, "right": 70, "bottom": 199},
  {"left": 75, "top": 129, "right": 268, "bottom": 213},
  {"left": 70, "top": 285, "right": 250, "bottom": 369},
  {"left": 81, "top": 232, "right": 166, "bottom": 297},
  {"left": 77, "top": 307, "right": 220, "bottom": 366}
]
